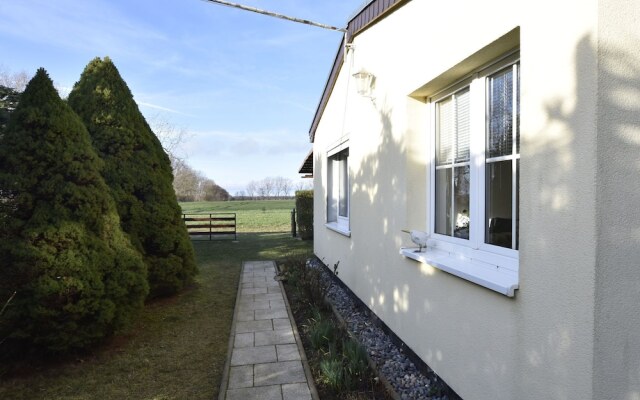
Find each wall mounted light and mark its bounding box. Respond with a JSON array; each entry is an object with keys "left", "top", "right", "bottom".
[{"left": 352, "top": 69, "right": 375, "bottom": 99}]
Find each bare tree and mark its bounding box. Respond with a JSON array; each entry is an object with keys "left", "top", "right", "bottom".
[
  {"left": 246, "top": 181, "right": 258, "bottom": 199},
  {"left": 0, "top": 66, "right": 31, "bottom": 92},
  {"left": 295, "top": 179, "right": 313, "bottom": 192},
  {"left": 280, "top": 177, "right": 293, "bottom": 197},
  {"left": 261, "top": 177, "right": 275, "bottom": 198},
  {"left": 148, "top": 114, "right": 192, "bottom": 166}
]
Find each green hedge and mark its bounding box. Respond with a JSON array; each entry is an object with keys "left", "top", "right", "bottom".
[{"left": 295, "top": 190, "right": 313, "bottom": 240}]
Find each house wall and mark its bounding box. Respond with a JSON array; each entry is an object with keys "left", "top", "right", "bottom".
[
  {"left": 313, "top": 0, "right": 637, "bottom": 399},
  {"left": 593, "top": 0, "right": 640, "bottom": 399}
]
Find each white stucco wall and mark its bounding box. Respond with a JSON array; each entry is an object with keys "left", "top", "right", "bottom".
[
  {"left": 313, "top": 0, "right": 638, "bottom": 399},
  {"left": 593, "top": 1, "right": 640, "bottom": 399}
]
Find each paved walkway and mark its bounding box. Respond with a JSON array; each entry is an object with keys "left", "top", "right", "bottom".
[{"left": 218, "top": 260, "right": 318, "bottom": 400}]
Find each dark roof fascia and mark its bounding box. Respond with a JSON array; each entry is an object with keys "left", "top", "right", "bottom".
[
  {"left": 308, "top": 0, "right": 410, "bottom": 143},
  {"left": 298, "top": 149, "right": 314, "bottom": 174}
]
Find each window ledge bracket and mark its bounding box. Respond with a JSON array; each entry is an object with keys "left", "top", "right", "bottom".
[
  {"left": 326, "top": 223, "right": 351, "bottom": 237},
  {"left": 400, "top": 247, "right": 518, "bottom": 297}
]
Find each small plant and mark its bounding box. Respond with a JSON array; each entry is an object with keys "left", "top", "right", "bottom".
[
  {"left": 342, "top": 337, "right": 369, "bottom": 380},
  {"left": 299, "top": 266, "right": 330, "bottom": 308},
  {"left": 333, "top": 260, "right": 340, "bottom": 276},
  {"left": 308, "top": 315, "right": 337, "bottom": 354},
  {"left": 319, "top": 357, "right": 345, "bottom": 391},
  {"left": 279, "top": 253, "right": 308, "bottom": 287}
]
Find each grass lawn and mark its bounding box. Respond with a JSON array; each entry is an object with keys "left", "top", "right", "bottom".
[
  {"left": 0, "top": 233, "right": 312, "bottom": 400},
  {"left": 180, "top": 200, "right": 295, "bottom": 233}
]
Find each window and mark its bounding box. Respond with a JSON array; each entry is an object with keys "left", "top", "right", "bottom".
[
  {"left": 402, "top": 56, "right": 520, "bottom": 296},
  {"left": 327, "top": 147, "right": 350, "bottom": 235},
  {"left": 430, "top": 58, "right": 519, "bottom": 257}
]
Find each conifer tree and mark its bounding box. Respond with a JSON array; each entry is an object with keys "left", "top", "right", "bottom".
[
  {"left": 68, "top": 57, "right": 197, "bottom": 298},
  {"left": 0, "top": 69, "right": 148, "bottom": 355}
]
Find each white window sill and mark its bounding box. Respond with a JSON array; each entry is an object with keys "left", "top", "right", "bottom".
[
  {"left": 399, "top": 247, "right": 518, "bottom": 297},
  {"left": 325, "top": 223, "right": 351, "bottom": 237}
]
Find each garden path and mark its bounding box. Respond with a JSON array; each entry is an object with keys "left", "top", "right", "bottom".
[{"left": 218, "top": 260, "right": 318, "bottom": 400}]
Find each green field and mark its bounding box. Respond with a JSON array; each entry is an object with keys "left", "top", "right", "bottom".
[
  {"left": 180, "top": 200, "right": 295, "bottom": 233},
  {"left": 0, "top": 233, "right": 313, "bottom": 400}
]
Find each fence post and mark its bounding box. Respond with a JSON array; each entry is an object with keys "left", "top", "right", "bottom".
[{"left": 291, "top": 208, "right": 297, "bottom": 238}]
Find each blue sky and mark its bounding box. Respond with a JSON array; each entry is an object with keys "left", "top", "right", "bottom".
[{"left": 0, "top": 0, "right": 364, "bottom": 195}]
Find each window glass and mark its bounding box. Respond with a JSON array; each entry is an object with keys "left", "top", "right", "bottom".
[
  {"left": 338, "top": 152, "right": 348, "bottom": 217},
  {"left": 485, "top": 160, "right": 512, "bottom": 248},
  {"left": 435, "top": 88, "right": 471, "bottom": 240},
  {"left": 453, "top": 166, "right": 470, "bottom": 239},
  {"left": 435, "top": 168, "right": 452, "bottom": 235},
  {"left": 327, "top": 148, "right": 349, "bottom": 226},
  {"left": 485, "top": 64, "right": 519, "bottom": 250},
  {"left": 487, "top": 68, "right": 514, "bottom": 158}
]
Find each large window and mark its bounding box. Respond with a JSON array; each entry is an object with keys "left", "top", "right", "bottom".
[
  {"left": 327, "top": 147, "right": 349, "bottom": 234},
  {"left": 431, "top": 57, "right": 520, "bottom": 256}
]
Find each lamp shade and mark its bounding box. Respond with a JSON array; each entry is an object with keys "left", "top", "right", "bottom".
[{"left": 353, "top": 69, "right": 374, "bottom": 97}]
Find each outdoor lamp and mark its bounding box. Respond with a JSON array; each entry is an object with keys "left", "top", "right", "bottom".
[{"left": 352, "top": 69, "right": 375, "bottom": 98}]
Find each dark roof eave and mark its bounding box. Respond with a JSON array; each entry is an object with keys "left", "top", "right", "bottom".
[{"left": 298, "top": 149, "right": 314, "bottom": 174}]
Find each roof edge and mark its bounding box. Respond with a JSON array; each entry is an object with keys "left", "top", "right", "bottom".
[{"left": 308, "top": 0, "right": 410, "bottom": 143}]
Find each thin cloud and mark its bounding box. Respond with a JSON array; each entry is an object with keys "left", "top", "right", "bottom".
[{"left": 137, "top": 101, "right": 194, "bottom": 116}]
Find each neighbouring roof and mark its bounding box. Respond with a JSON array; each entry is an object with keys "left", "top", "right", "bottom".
[
  {"left": 298, "top": 149, "right": 313, "bottom": 176},
  {"left": 308, "top": 0, "right": 409, "bottom": 143}
]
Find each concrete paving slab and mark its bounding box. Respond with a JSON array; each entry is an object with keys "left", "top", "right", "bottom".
[
  {"left": 234, "top": 333, "right": 254, "bottom": 348},
  {"left": 239, "top": 301, "right": 270, "bottom": 311},
  {"left": 254, "top": 361, "right": 306, "bottom": 386},
  {"left": 254, "top": 293, "right": 283, "bottom": 302},
  {"left": 269, "top": 299, "right": 286, "bottom": 309},
  {"left": 235, "top": 320, "right": 273, "bottom": 333},
  {"left": 229, "top": 365, "right": 253, "bottom": 389},
  {"left": 282, "top": 383, "right": 311, "bottom": 400},
  {"left": 236, "top": 310, "right": 255, "bottom": 322},
  {"left": 226, "top": 385, "right": 282, "bottom": 400},
  {"left": 231, "top": 346, "right": 277, "bottom": 366},
  {"left": 276, "top": 344, "right": 301, "bottom": 362},
  {"left": 255, "top": 308, "right": 289, "bottom": 321},
  {"left": 272, "top": 319, "right": 292, "bottom": 331},
  {"left": 241, "top": 287, "right": 268, "bottom": 296},
  {"left": 267, "top": 287, "right": 282, "bottom": 294},
  {"left": 254, "top": 328, "right": 295, "bottom": 346}
]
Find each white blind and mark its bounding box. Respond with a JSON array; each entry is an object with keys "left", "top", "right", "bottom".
[
  {"left": 455, "top": 89, "right": 470, "bottom": 163},
  {"left": 436, "top": 88, "right": 470, "bottom": 166},
  {"left": 436, "top": 97, "right": 454, "bottom": 165}
]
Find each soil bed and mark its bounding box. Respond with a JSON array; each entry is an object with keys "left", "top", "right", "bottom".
[
  {"left": 282, "top": 264, "right": 391, "bottom": 399},
  {"left": 282, "top": 257, "right": 461, "bottom": 400}
]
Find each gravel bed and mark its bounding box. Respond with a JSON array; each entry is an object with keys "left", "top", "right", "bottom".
[{"left": 307, "top": 258, "right": 456, "bottom": 400}]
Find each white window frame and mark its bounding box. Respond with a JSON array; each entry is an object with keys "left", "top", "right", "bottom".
[
  {"left": 326, "top": 141, "right": 350, "bottom": 236},
  {"left": 401, "top": 52, "right": 520, "bottom": 297}
]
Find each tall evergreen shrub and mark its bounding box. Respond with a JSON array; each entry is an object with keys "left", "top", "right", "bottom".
[
  {"left": 68, "top": 57, "right": 196, "bottom": 298},
  {"left": 0, "top": 69, "right": 148, "bottom": 355}
]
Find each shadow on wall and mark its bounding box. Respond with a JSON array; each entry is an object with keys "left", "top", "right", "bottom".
[
  {"left": 318, "top": 32, "right": 640, "bottom": 400},
  {"left": 519, "top": 33, "right": 640, "bottom": 399},
  {"left": 591, "top": 32, "right": 640, "bottom": 399},
  {"left": 349, "top": 96, "right": 408, "bottom": 314}
]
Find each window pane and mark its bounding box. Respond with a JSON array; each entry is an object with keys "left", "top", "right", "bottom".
[
  {"left": 453, "top": 165, "right": 470, "bottom": 239},
  {"left": 516, "top": 159, "right": 519, "bottom": 250},
  {"left": 436, "top": 97, "right": 454, "bottom": 165},
  {"left": 487, "top": 68, "right": 514, "bottom": 158},
  {"left": 486, "top": 160, "right": 512, "bottom": 248},
  {"left": 516, "top": 66, "right": 520, "bottom": 154},
  {"left": 435, "top": 168, "right": 452, "bottom": 236},
  {"left": 455, "top": 89, "right": 471, "bottom": 163},
  {"left": 338, "top": 155, "right": 348, "bottom": 217},
  {"left": 327, "top": 159, "right": 337, "bottom": 221}
]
